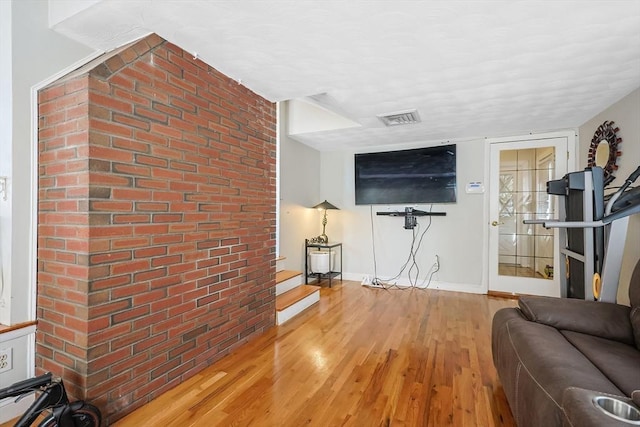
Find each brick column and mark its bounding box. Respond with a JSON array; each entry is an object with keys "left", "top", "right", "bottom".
[{"left": 37, "top": 34, "right": 277, "bottom": 425}]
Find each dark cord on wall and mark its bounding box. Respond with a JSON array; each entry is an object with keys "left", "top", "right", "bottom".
[{"left": 367, "top": 205, "right": 439, "bottom": 291}]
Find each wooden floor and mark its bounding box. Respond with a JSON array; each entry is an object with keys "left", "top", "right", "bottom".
[
  {"left": 110, "top": 280, "right": 517, "bottom": 426},
  {"left": 1, "top": 281, "right": 517, "bottom": 427}
]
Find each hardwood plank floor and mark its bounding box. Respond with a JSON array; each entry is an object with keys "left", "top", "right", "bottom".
[
  {"left": 114, "top": 281, "right": 517, "bottom": 426},
  {"left": 0, "top": 281, "right": 517, "bottom": 427}
]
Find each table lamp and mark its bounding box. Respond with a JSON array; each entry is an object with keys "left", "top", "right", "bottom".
[{"left": 312, "top": 200, "right": 339, "bottom": 244}]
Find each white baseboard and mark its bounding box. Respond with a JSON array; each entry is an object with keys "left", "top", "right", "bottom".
[
  {"left": 426, "top": 280, "right": 485, "bottom": 294},
  {"left": 0, "top": 394, "right": 34, "bottom": 424},
  {"left": 343, "top": 272, "right": 486, "bottom": 294}
]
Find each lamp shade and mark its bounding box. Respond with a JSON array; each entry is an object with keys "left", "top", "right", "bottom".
[
  {"left": 310, "top": 200, "right": 339, "bottom": 244},
  {"left": 312, "top": 200, "right": 339, "bottom": 210}
]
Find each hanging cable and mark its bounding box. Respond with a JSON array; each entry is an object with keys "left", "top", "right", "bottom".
[
  {"left": 368, "top": 205, "right": 437, "bottom": 290},
  {"left": 369, "top": 205, "right": 379, "bottom": 285}
]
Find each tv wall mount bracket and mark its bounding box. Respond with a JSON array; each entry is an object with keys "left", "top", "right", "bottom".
[{"left": 376, "top": 207, "right": 446, "bottom": 230}]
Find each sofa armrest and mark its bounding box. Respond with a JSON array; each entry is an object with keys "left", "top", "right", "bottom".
[
  {"left": 562, "top": 387, "right": 637, "bottom": 427},
  {"left": 518, "top": 296, "right": 635, "bottom": 345}
]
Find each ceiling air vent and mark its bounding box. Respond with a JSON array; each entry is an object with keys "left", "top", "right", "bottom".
[{"left": 377, "top": 109, "right": 421, "bottom": 126}]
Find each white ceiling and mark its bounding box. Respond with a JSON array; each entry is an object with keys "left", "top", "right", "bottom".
[{"left": 51, "top": 0, "right": 640, "bottom": 151}]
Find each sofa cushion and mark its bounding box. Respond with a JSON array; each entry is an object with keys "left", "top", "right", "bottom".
[
  {"left": 492, "top": 308, "right": 624, "bottom": 427},
  {"left": 519, "top": 296, "right": 634, "bottom": 345},
  {"left": 561, "top": 330, "right": 640, "bottom": 396}
]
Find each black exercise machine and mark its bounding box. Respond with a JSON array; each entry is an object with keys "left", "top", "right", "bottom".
[{"left": 526, "top": 165, "right": 640, "bottom": 302}]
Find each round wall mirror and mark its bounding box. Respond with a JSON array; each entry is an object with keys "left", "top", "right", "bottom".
[
  {"left": 588, "top": 121, "right": 622, "bottom": 186},
  {"left": 595, "top": 140, "right": 610, "bottom": 166}
]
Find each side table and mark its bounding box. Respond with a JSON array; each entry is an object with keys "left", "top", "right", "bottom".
[{"left": 304, "top": 240, "right": 342, "bottom": 287}]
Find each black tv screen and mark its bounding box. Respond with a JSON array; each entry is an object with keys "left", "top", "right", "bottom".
[{"left": 355, "top": 144, "right": 457, "bottom": 205}]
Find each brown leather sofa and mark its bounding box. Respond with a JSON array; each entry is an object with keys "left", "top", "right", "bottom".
[{"left": 492, "top": 259, "right": 640, "bottom": 426}]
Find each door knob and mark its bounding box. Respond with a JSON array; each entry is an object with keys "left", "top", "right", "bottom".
[{"left": 491, "top": 220, "right": 503, "bottom": 226}]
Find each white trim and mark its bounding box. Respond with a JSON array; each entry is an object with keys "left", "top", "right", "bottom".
[
  {"left": 0, "top": 0, "right": 13, "bottom": 326},
  {"left": 482, "top": 130, "right": 577, "bottom": 295},
  {"left": 481, "top": 139, "right": 492, "bottom": 294},
  {"left": 23, "top": 50, "right": 104, "bottom": 382},
  {"left": 0, "top": 326, "right": 36, "bottom": 424},
  {"left": 427, "top": 280, "right": 485, "bottom": 294},
  {"left": 29, "top": 87, "right": 38, "bottom": 323},
  {"left": 0, "top": 324, "right": 36, "bottom": 343},
  {"left": 31, "top": 49, "right": 104, "bottom": 95},
  {"left": 343, "top": 272, "right": 484, "bottom": 294},
  {"left": 485, "top": 129, "right": 577, "bottom": 146},
  {"left": 275, "top": 102, "right": 281, "bottom": 258},
  {"left": 0, "top": 394, "right": 34, "bottom": 424},
  {"left": 29, "top": 50, "right": 104, "bottom": 322},
  {"left": 275, "top": 274, "right": 303, "bottom": 296},
  {"left": 276, "top": 291, "right": 319, "bottom": 324},
  {"left": 484, "top": 130, "right": 577, "bottom": 297}
]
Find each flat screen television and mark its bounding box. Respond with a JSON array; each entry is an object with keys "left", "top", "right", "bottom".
[{"left": 354, "top": 144, "right": 457, "bottom": 205}]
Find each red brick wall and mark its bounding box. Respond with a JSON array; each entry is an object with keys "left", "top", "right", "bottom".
[{"left": 37, "top": 34, "right": 276, "bottom": 424}]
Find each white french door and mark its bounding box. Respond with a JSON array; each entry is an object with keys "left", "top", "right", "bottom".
[{"left": 488, "top": 133, "right": 573, "bottom": 297}]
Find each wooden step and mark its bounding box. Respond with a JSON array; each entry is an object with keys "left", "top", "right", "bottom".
[
  {"left": 276, "top": 285, "right": 319, "bottom": 311},
  {"left": 276, "top": 270, "right": 302, "bottom": 284},
  {"left": 275, "top": 285, "right": 320, "bottom": 324},
  {"left": 275, "top": 270, "right": 303, "bottom": 296}
]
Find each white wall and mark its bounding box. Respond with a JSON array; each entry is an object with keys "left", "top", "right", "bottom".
[
  {"left": 0, "top": 0, "right": 13, "bottom": 326},
  {"left": 278, "top": 102, "right": 322, "bottom": 272},
  {"left": 5, "top": 0, "right": 95, "bottom": 324},
  {"left": 1, "top": 0, "right": 96, "bottom": 420},
  {"left": 319, "top": 139, "right": 487, "bottom": 292},
  {"left": 0, "top": 332, "right": 34, "bottom": 417},
  {"left": 579, "top": 88, "right": 640, "bottom": 305},
  {"left": 281, "top": 87, "right": 639, "bottom": 300}
]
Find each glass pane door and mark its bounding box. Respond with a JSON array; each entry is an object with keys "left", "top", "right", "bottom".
[
  {"left": 497, "top": 148, "right": 555, "bottom": 279},
  {"left": 488, "top": 134, "right": 570, "bottom": 298}
]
